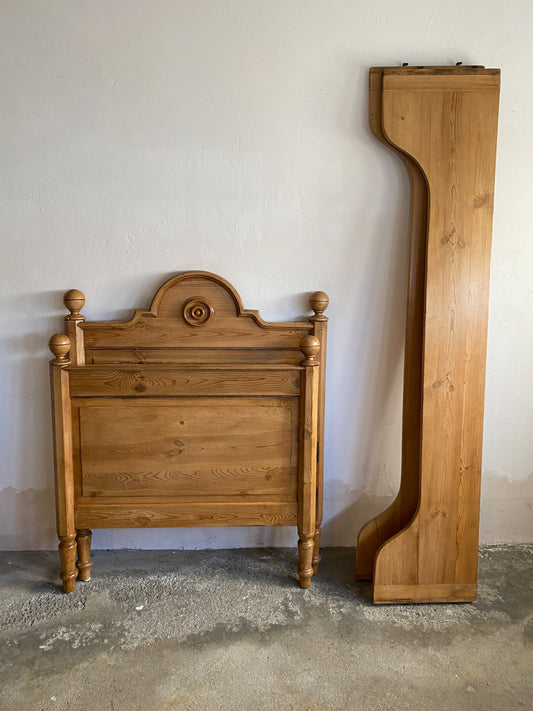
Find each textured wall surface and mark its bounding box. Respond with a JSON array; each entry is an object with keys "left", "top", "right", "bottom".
[{"left": 1, "top": 0, "right": 532, "bottom": 549}]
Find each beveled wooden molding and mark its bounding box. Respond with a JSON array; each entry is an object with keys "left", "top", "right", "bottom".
[{"left": 356, "top": 65, "right": 500, "bottom": 604}]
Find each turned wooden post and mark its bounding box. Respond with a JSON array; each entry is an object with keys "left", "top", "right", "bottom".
[
  {"left": 64, "top": 289, "right": 86, "bottom": 365},
  {"left": 49, "top": 333, "right": 77, "bottom": 593},
  {"left": 309, "top": 291, "right": 329, "bottom": 574},
  {"left": 297, "top": 335, "right": 320, "bottom": 588},
  {"left": 76, "top": 529, "right": 93, "bottom": 581}
]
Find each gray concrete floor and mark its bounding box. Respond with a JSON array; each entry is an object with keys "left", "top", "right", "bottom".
[{"left": 0, "top": 546, "right": 531, "bottom": 711}]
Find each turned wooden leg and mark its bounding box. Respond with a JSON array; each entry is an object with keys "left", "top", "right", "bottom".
[
  {"left": 76, "top": 529, "right": 93, "bottom": 582},
  {"left": 298, "top": 531, "right": 315, "bottom": 589},
  {"left": 50, "top": 337, "right": 77, "bottom": 594},
  {"left": 58, "top": 534, "right": 78, "bottom": 593},
  {"left": 312, "top": 526, "right": 321, "bottom": 575},
  {"left": 297, "top": 340, "right": 319, "bottom": 589}
]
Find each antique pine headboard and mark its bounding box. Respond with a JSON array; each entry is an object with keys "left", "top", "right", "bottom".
[{"left": 48, "top": 271, "right": 329, "bottom": 592}]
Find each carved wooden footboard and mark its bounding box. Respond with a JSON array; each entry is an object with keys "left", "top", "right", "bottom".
[{"left": 48, "top": 271, "right": 328, "bottom": 592}]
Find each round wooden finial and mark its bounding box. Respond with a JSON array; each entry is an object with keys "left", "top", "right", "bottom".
[
  {"left": 300, "top": 335, "right": 320, "bottom": 366},
  {"left": 49, "top": 333, "right": 71, "bottom": 363},
  {"left": 64, "top": 289, "right": 85, "bottom": 319},
  {"left": 310, "top": 291, "right": 329, "bottom": 320}
]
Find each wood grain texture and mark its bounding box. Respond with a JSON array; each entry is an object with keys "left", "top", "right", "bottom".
[
  {"left": 310, "top": 292, "right": 329, "bottom": 573},
  {"left": 58, "top": 534, "right": 78, "bottom": 593},
  {"left": 74, "top": 502, "right": 298, "bottom": 528},
  {"left": 75, "top": 398, "right": 298, "bottom": 499},
  {"left": 75, "top": 529, "right": 93, "bottom": 581},
  {"left": 49, "top": 272, "right": 328, "bottom": 591},
  {"left": 81, "top": 271, "right": 312, "bottom": 351},
  {"left": 297, "top": 342, "right": 319, "bottom": 588},
  {"left": 84, "top": 347, "right": 306, "bottom": 365},
  {"left": 49, "top": 335, "right": 78, "bottom": 592},
  {"left": 68, "top": 365, "right": 301, "bottom": 397},
  {"left": 83, "top": 317, "right": 310, "bottom": 350},
  {"left": 50, "top": 365, "right": 76, "bottom": 537},
  {"left": 356, "top": 67, "right": 500, "bottom": 604}
]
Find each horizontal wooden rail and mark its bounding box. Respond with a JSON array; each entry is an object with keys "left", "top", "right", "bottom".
[
  {"left": 75, "top": 501, "right": 298, "bottom": 528},
  {"left": 68, "top": 365, "right": 302, "bottom": 397}
]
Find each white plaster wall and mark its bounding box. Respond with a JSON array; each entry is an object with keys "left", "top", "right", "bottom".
[{"left": 1, "top": 0, "right": 531, "bottom": 549}]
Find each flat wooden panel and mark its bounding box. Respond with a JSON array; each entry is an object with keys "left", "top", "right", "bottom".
[
  {"left": 75, "top": 398, "right": 298, "bottom": 499},
  {"left": 69, "top": 365, "right": 301, "bottom": 397},
  {"left": 74, "top": 501, "right": 298, "bottom": 528},
  {"left": 81, "top": 466, "right": 295, "bottom": 498}
]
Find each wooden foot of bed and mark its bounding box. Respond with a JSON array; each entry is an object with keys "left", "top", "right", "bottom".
[
  {"left": 58, "top": 534, "right": 78, "bottom": 593},
  {"left": 297, "top": 532, "right": 314, "bottom": 588},
  {"left": 76, "top": 529, "right": 93, "bottom": 581},
  {"left": 312, "top": 526, "right": 321, "bottom": 575}
]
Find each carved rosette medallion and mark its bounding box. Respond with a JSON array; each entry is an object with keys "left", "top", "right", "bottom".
[{"left": 183, "top": 297, "right": 214, "bottom": 327}]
